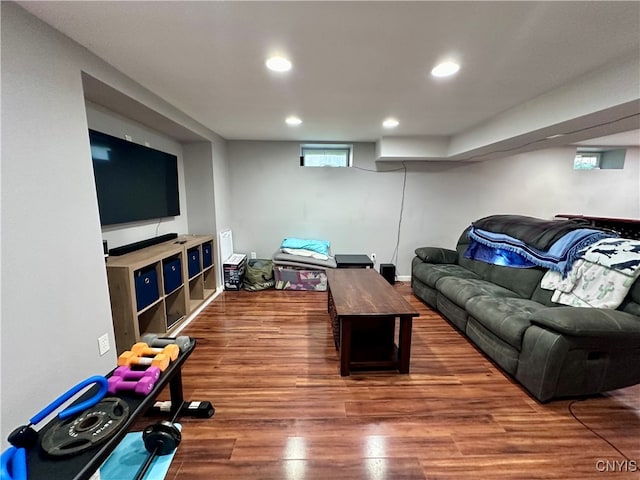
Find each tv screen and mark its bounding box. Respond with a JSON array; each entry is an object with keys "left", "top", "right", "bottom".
[{"left": 89, "top": 129, "right": 180, "bottom": 226}]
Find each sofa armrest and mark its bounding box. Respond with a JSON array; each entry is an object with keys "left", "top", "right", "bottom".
[
  {"left": 530, "top": 307, "right": 640, "bottom": 338},
  {"left": 414, "top": 247, "right": 458, "bottom": 264}
]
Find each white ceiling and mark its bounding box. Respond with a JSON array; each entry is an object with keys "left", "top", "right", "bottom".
[{"left": 18, "top": 1, "right": 640, "bottom": 148}]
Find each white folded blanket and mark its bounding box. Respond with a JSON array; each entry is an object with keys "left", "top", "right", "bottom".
[
  {"left": 542, "top": 259, "right": 637, "bottom": 308},
  {"left": 281, "top": 247, "right": 329, "bottom": 261},
  {"left": 540, "top": 238, "right": 640, "bottom": 309}
]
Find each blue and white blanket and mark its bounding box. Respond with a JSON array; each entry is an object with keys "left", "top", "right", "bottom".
[
  {"left": 469, "top": 227, "right": 615, "bottom": 275},
  {"left": 541, "top": 238, "right": 640, "bottom": 309},
  {"left": 280, "top": 237, "right": 331, "bottom": 257}
]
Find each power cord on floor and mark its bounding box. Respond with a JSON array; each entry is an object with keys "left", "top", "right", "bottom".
[{"left": 568, "top": 399, "right": 631, "bottom": 461}]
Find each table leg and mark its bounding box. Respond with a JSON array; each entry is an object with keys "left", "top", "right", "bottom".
[
  {"left": 397, "top": 316, "right": 413, "bottom": 373},
  {"left": 340, "top": 316, "right": 352, "bottom": 376},
  {"left": 169, "top": 368, "right": 185, "bottom": 418}
]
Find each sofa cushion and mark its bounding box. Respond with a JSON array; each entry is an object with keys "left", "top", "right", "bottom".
[
  {"left": 631, "top": 280, "right": 640, "bottom": 304},
  {"left": 436, "top": 276, "right": 520, "bottom": 308},
  {"left": 436, "top": 293, "right": 469, "bottom": 331},
  {"left": 621, "top": 280, "right": 640, "bottom": 316},
  {"left": 530, "top": 283, "right": 560, "bottom": 307},
  {"left": 466, "top": 296, "right": 546, "bottom": 350},
  {"left": 413, "top": 262, "right": 480, "bottom": 288},
  {"left": 456, "top": 230, "right": 492, "bottom": 278},
  {"left": 466, "top": 318, "right": 520, "bottom": 374},
  {"left": 414, "top": 247, "right": 458, "bottom": 264},
  {"left": 483, "top": 264, "right": 546, "bottom": 299},
  {"left": 529, "top": 307, "right": 640, "bottom": 338},
  {"left": 620, "top": 299, "right": 640, "bottom": 317},
  {"left": 412, "top": 276, "right": 438, "bottom": 309}
]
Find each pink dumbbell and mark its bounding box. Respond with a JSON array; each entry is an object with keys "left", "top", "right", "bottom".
[
  {"left": 107, "top": 376, "right": 156, "bottom": 396},
  {"left": 112, "top": 366, "right": 161, "bottom": 382}
]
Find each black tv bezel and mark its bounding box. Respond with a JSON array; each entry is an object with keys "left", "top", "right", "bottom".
[{"left": 89, "top": 129, "right": 181, "bottom": 226}]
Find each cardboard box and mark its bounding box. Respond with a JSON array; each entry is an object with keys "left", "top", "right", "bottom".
[{"left": 224, "top": 253, "right": 247, "bottom": 290}]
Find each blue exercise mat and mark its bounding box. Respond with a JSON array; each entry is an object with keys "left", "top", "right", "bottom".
[{"left": 99, "top": 424, "right": 181, "bottom": 480}]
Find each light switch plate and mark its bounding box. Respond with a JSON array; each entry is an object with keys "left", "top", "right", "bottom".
[{"left": 98, "top": 333, "right": 110, "bottom": 356}]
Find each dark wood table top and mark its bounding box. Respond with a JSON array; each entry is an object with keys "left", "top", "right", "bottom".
[{"left": 326, "top": 268, "right": 419, "bottom": 317}]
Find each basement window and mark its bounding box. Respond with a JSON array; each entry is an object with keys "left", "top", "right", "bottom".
[
  {"left": 573, "top": 152, "right": 601, "bottom": 170},
  {"left": 574, "top": 148, "right": 627, "bottom": 170},
  {"left": 300, "top": 144, "right": 352, "bottom": 167}
]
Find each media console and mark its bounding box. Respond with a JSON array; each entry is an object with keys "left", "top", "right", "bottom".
[{"left": 106, "top": 234, "right": 216, "bottom": 354}]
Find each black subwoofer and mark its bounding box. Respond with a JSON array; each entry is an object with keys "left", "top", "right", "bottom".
[{"left": 380, "top": 263, "right": 396, "bottom": 284}]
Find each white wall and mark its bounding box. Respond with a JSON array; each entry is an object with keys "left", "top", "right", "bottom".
[
  {"left": 2, "top": 3, "right": 116, "bottom": 437},
  {"left": 1, "top": 2, "right": 228, "bottom": 444},
  {"left": 86, "top": 103, "right": 190, "bottom": 249},
  {"left": 182, "top": 142, "right": 216, "bottom": 235},
  {"left": 228, "top": 141, "right": 639, "bottom": 275},
  {"left": 228, "top": 142, "right": 407, "bottom": 262}
]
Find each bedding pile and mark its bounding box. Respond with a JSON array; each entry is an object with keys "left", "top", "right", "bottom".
[
  {"left": 272, "top": 237, "right": 337, "bottom": 291},
  {"left": 273, "top": 237, "right": 337, "bottom": 270},
  {"left": 465, "top": 214, "right": 618, "bottom": 275},
  {"left": 541, "top": 238, "right": 640, "bottom": 308}
]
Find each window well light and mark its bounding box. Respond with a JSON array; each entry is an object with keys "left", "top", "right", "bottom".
[
  {"left": 383, "top": 118, "right": 399, "bottom": 129},
  {"left": 431, "top": 61, "right": 460, "bottom": 78},
  {"left": 266, "top": 55, "right": 292, "bottom": 72},
  {"left": 286, "top": 116, "right": 302, "bottom": 126}
]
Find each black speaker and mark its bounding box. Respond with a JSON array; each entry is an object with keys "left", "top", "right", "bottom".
[
  {"left": 380, "top": 263, "right": 396, "bottom": 284},
  {"left": 108, "top": 233, "right": 178, "bottom": 256}
]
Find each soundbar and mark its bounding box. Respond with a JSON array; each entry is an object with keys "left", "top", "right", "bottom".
[{"left": 108, "top": 233, "right": 178, "bottom": 256}]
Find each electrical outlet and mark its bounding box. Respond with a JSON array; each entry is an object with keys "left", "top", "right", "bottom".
[
  {"left": 250, "top": 251, "right": 257, "bottom": 259},
  {"left": 98, "top": 333, "right": 110, "bottom": 356},
  {"left": 370, "top": 253, "right": 377, "bottom": 264}
]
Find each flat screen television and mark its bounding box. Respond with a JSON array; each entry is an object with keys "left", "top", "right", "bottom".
[{"left": 89, "top": 129, "right": 180, "bottom": 226}]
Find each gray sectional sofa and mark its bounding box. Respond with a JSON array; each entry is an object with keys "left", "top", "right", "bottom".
[{"left": 412, "top": 228, "right": 640, "bottom": 402}]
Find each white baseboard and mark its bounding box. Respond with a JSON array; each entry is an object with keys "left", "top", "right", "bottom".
[
  {"left": 170, "top": 286, "right": 223, "bottom": 336},
  {"left": 397, "top": 275, "right": 411, "bottom": 282}
]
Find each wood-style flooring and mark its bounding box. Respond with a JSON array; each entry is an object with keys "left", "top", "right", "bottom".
[{"left": 154, "top": 283, "right": 639, "bottom": 479}]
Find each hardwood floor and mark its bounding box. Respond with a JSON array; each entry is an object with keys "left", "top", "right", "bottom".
[{"left": 157, "top": 284, "right": 639, "bottom": 479}]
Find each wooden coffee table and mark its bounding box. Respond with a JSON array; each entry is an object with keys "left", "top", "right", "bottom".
[{"left": 326, "top": 268, "right": 419, "bottom": 376}]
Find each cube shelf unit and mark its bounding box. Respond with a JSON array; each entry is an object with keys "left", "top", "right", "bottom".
[{"left": 106, "top": 234, "right": 216, "bottom": 354}]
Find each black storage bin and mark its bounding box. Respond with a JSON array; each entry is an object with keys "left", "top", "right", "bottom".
[
  {"left": 202, "top": 242, "right": 213, "bottom": 268},
  {"left": 187, "top": 248, "right": 201, "bottom": 278},
  {"left": 163, "top": 256, "right": 183, "bottom": 294},
  {"left": 134, "top": 266, "right": 159, "bottom": 311}
]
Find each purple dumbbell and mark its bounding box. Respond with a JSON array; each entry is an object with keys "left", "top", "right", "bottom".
[
  {"left": 107, "top": 376, "right": 156, "bottom": 396},
  {"left": 112, "top": 366, "right": 161, "bottom": 382}
]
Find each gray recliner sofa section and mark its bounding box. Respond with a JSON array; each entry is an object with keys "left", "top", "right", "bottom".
[{"left": 412, "top": 229, "right": 640, "bottom": 402}]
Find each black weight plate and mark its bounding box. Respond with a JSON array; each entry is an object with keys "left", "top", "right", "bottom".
[
  {"left": 143, "top": 421, "right": 181, "bottom": 455},
  {"left": 41, "top": 397, "right": 129, "bottom": 457}
]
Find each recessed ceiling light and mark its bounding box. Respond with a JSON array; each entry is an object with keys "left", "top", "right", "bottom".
[
  {"left": 286, "top": 116, "right": 302, "bottom": 126},
  {"left": 431, "top": 61, "right": 460, "bottom": 78},
  {"left": 383, "top": 118, "right": 399, "bottom": 128},
  {"left": 266, "top": 55, "right": 292, "bottom": 72}
]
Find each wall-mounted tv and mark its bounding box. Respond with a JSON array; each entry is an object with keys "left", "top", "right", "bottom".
[{"left": 89, "top": 129, "right": 180, "bottom": 226}]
